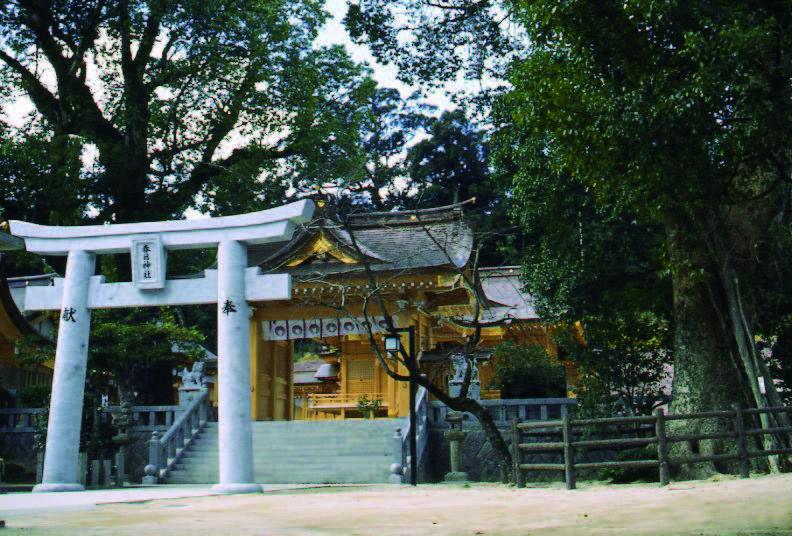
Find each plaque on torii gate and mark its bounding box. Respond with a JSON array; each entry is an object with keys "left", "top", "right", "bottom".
[{"left": 10, "top": 200, "right": 315, "bottom": 493}]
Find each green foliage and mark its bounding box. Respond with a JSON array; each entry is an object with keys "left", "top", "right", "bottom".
[
  {"left": 0, "top": 385, "right": 13, "bottom": 409},
  {"left": 356, "top": 394, "right": 382, "bottom": 418},
  {"left": 16, "top": 384, "right": 51, "bottom": 409},
  {"left": 490, "top": 342, "right": 566, "bottom": 398},
  {"left": 18, "top": 307, "right": 204, "bottom": 404},
  {"left": 32, "top": 407, "right": 48, "bottom": 453},
  {"left": 0, "top": 130, "right": 85, "bottom": 226},
  {"left": 88, "top": 308, "right": 205, "bottom": 404},
  {"left": 345, "top": 1, "right": 515, "bottom": 87},
  {"left": 563, "top": 314, "right": 671, "bottom": 418},
  {"left": 491, "top": 1, "right": 792, "bottom": 413},
  {"left": 407, "top": 110, "right": 490, "bottom": 207}
]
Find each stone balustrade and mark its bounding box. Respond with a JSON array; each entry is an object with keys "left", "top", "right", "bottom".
[
  {"left": 144, "top": 389, "right": 210, "bottom": 483},
  {"left": 0, "top": 407, "right": 46, "bottom": 433},
  {"left": 429, "top": 397, "right": 578, "bottom": 428}
]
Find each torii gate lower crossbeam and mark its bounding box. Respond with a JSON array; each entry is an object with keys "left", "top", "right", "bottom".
[{"left": 10, "top": 200, "right": 314, "bottom": 493}]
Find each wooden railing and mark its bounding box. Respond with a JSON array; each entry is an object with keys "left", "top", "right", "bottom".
[
  {"left": 0, "top": 408, "right": 46, "bottom": 433},
  {"left": 480, "top": 389, "right": 502, "bottom": 400},
  {"left": 304, "top": 393, "right": 388, "bottom": 419},
  {"left": 512, "top": 404, "right": 792, "bottom": 489},
  {"left": 145, "top": 390, "right": 210, "bottom": 482}
]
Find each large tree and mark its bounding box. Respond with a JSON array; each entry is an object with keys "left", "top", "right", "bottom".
[
  {"left": 494, "top": 1, "right": 792, "bottom": 474},
  {"left": 0, "top": 0, "right": 370, "bottom": 223}
]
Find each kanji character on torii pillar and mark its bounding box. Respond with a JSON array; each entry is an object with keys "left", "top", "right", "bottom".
[{"left": 9, "top": 200, "right": 315, "bottom": 493}]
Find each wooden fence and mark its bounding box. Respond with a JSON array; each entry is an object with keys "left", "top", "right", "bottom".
[{"left": 512, "top": 404, "right": 792, "bottom": 489}]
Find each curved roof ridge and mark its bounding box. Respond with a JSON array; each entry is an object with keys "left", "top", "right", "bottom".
[{"left": 345, "top": 198, "right": 475, "bottom": 227}]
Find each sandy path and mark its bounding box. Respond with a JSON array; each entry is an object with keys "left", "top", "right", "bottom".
[{"left": 2, "top": 474, "right": 792, "bottom": 535}]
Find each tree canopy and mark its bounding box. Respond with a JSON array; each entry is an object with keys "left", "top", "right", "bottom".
[{"left": 0, "top": 0, "right": 372, "bottom": 222}]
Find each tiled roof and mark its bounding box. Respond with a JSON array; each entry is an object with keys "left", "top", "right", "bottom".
[
  {"left": 294, "top": 359, "right": 324, "bottom": 385},
  {"left": 478, "top": 267, "right": 538, "bottom": 322},
  {"left": 249, "top": 202, "right": 474, "bottom": 278}
]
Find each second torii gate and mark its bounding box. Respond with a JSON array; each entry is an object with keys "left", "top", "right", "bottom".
[{"left": 10, "top": 200, "right": 315, "bottom": 494}]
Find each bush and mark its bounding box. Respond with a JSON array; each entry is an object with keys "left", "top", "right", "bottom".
[
  {"left": 491, "top": 342, "right": 567, "bottom": 398},
  {"left": 17, "top": 384, "right": 51, "bottom": 408},
  {"left": 599, "top": 445, "right": 659, "bottom": 483}
]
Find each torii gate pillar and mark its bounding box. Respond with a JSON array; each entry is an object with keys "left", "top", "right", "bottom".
[
  {"left": 10, "top": 200, "right": 314, "bottom": 493},
  {"left": 213, "top": 240, "right": 257, "bottom": 493},
  {"left": 35, "top": 250, "right": 95, "bottom": 492}
]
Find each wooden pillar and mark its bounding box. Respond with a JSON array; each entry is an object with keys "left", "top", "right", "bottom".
[
  {"left": 655, "top": 408, "right": 670, "bottom": 486},
  {"left": 287, "top": 340, "right": 294, "bottom": 420},
  {"left": 562, "top": 413, "right": 576, "bottom": 490}
]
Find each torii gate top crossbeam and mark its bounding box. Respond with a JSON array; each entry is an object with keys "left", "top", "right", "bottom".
[{"left": 10, "top": 200, "right": 314, "bottom": 255}]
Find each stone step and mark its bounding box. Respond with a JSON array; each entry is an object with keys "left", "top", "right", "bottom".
[
  {"left": 167, "top": 474, "right": 389, "bottom": 485},
  {"left": 165, "top": 419, "right": 401, "bottom": 484},
  {"left": 186, "top": 449, "right": 391, "bottom": 456},
  {"left": 188, "top": 439, "right": 393, "bottom": 448}
]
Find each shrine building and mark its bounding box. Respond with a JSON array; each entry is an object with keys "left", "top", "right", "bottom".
[{"left": 240, "top": 200, "right": 578, "bottom": 421}]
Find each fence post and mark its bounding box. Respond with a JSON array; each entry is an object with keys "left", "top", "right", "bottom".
[
  {"left": 732, "top": 403, "right": 750, "bottom": 478},
  {"left": 654, "top": 408, "right": 670, "bottom": 486},
  {"left": 562, "top": 413, "right": 576, "bottom": 490},
  {"left": 512, "top": 419, "right": 525, "bottom": 488}
]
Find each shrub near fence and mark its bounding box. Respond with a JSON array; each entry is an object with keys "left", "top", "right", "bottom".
[{"left": 512, "top": 404, "right": 792, "bottom": 489}]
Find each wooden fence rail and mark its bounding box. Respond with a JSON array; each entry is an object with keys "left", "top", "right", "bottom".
[{"left": 512, "top": 404, "right": 792, "bottom": 489}]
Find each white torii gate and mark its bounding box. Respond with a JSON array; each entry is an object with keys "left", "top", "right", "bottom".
[{"left": 10, "top": 200, "right": 315, "bottom": 494}]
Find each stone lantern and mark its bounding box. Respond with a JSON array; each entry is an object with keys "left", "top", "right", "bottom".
[
  {"left": 444, "top": 411, "right": 469, "bottom": 482},
  {"left": 111, "top": 402, "right": 134, "bottom": 487}
]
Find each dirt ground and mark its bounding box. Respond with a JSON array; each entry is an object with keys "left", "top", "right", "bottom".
[{"left": 2, "top": 474, "right": 792, "bottom": 535}]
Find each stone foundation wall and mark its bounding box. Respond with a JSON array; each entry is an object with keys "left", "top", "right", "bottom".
[{"left": 428, "top": 426, "right": 619, "bottom": 483}]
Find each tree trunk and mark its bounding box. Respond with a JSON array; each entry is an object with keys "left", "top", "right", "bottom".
[{"left": 665, "top": 211, "right": 744, "bottom": 479}]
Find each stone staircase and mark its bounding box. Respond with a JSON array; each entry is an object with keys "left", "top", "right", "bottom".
[{"left": 166, "top": 419, "right": 403, "bottom": 484}]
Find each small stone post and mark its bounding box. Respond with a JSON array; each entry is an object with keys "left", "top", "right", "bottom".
[
  {"left": 654, "top": 408, "right": 670, "bottom": 486},
  {"left": 102, "top": 459, "right": 112, "bottom": 485},
  {"left": 389, "top": 428, "right": 404, "bottom": 484},
  {"left": 143, "top": 431, "right": 161, "bottom": 485},
  {"left": 78, "top": 453, "right": 88, "bottom": 486},
  {"left": 35, "top": 453, "right": 43, "bottom": 484},
  {"left": 90, "top": 460, "right": 100, "bottom": 487},
  {"left": 444, "top": 411, "right": 468, "bottom": 482}
]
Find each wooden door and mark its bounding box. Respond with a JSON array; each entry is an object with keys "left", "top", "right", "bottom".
[
  {"left": 257, "top": 341, "right": 274, "bottom": 419},
  {"left": 256, "top": 340, "right": 292, "bottom": 420},
  {"left": 273, "top": 342, "right": 290, "bottom": 420},
  {"left": 347, "top": 358, "right": 375, "bottom": 395}
]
